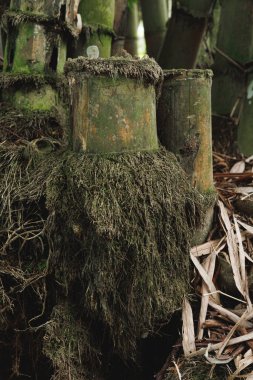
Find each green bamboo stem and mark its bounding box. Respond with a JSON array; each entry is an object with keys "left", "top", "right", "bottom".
[
  {"left": 0, "top": 0, "right": 10, "bottom": 68},
  {"left": 197, "top": 0, "right": 221, "bottom": 68},
  {"left": 158, "top": 0, "right": 215, "bottom": 69},
  {"left": 238, "top": 72, "right": 253, "bottom": 155},
  {"left": 124, "top": 3, "right": 138, "bottom": 57},
  {"left": 75, "top": 0, "right": 115, "bottom": 58},
  {"left": 112, "top": 0, "right": 127, "bottom": 55},
  {"left": 212, "top": 0, "right": 253, "bottom": 116},
  {"left": 140, "top": 0, "right": 167, "bottom": 59},
  {"left": 212, "top": 0, "right": 253, "bottom": 155}
]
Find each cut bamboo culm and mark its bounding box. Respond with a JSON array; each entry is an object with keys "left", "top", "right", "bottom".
[
  {"left": 65, "top": 57, "right": 162, "bottom": 154},
  {"left": 140, "top": 0, "right": 168, "bottom": 59},
  {"left": 75, "top": 0, "right": 115, "bottom": 58},
  {"left": 4, "top": 0, "right": 68, "bottom": 74},
  {"left": 158, "top": 0, "right": 215, "bottom": 69},
  {"left": 157, "top": 69, "right": 215, "bottom": 243}
]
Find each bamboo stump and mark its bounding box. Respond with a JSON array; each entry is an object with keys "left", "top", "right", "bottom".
[
  {"left": 157, "top": 69, "right": 215, "bottom": 243},
  {"left": 75, "top": 0, "right": 115, "bottom": 58},
  {"left": 64, "top": 57, "right": 162, "bottom": 154},
  {"left": 140, "top": 0, "right": 167, "bottom": 59},
  {"left": 158, "top": 0, "right": 215, "bottom": 69},
  {"left": 1, "top": 0, "right": 70, "bottom": 136},
  {"left": 4, "top": 0, "right": 68, "bottom": 74}
]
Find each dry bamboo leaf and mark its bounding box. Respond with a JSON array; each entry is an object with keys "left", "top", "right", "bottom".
[
  {"left": 172, "top": 361, "right": 182, "bottom": 380},
  {"left": 218, "top": 201, "right": 245, "bottom": 296},
  {"left": 191, "top": 238, "right": 225, "bottom": 257},
  {"left": 204, "top": 290, "right": 247, "bottom": 304},
  {"left": 246, "top": 155, "right": 253, "bottom": 163},
  {"left": 232, "top": 355, "right": 253, "bottom": 377},
  {"left": 234, "top": 216, "right": 246, "bottom": 287},
  {"left": 217, "top": 310, "right": 248, "bottom": 357},
  {"left": 237, "top": 220, "right": 253, "bottom": 235},
  {"left": 208, "top": 300, "right": 253, "bottom": 328},
  {"left": 204, "top": 344, "right": 234, "bottom": 364},
  {"left": 189, "top": 331, "right": 253, "bottom": 358},
  {"left": 235, "top": 187, "right": 253, "bottom": 194},
  {"left": 230, "top": 161, "right": 246, "bottom": 174},
  {"left": 234, "top": 354, "right": 243, "bottom": 369},
  {"left": 190, "top": 254, "right": 219, "bottom": 302},
  {"left": 197, "top": 253, "right": 217, "bottom": 340},
  {"left": 244, "top": 349, "right": 253, "bottom": 358},
  {"left": 182, "top": 297, "right": 196, "bottom": 356}
]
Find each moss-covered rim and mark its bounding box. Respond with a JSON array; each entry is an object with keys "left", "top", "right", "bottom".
[
  {"left": 0, "top": 72, "right": 67, "bottom": 90},
  {"left": 163, "top": 69, "right": 213, "bottom": 80},
  {"left": 64, "top": 56, "right": 164, "bottom": 87},
  {"left": 3, "top": 10, "right": 80, "bottom": 37}
]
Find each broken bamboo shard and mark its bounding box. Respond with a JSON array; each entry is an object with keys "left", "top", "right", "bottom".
[
  {"left": 65, "top": 57, "right": 161, "bottom": 154},
  {"left": 140, "top": 0, "right": 167, "bottom": 59},
  {"left": 157, "top": 69, "right": 213, "bottom": 193},
  {"left": 158, "top": 0, "right": 215, "bottom": 69}
]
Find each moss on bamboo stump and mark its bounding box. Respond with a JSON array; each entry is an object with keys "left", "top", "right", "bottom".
[
  {"left": 140, "top": 0, "right": 167, "bottom": 59},
  {"left": 157, "top": 69, "right": 215, "bottom": 243},
  {"left": 158, "top": 0, "right": 215, "bottom": 69},
  {"left": 75, "top": 0, "right": 115, "bottom": 58},
  {"left": 124, "top": 3, "right": 139, "bottom": 57},
  {"left": 65, "top": 57, "right": 162, "bottom": 154},
  {"left": 4, "top": 0, "right": 68, "bottom": 74}
]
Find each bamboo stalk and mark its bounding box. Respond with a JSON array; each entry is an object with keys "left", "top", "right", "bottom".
[
  {"left": 112, "top": 0, "right": 127, "bottom": 55},
  {"left": 140, "top": 0, "right": 167, "bottom": 59},
  {"left": 65, "top": 58, "right": 160, "bottom": 154},
  {"left": 124, "top": 3, "right": 138, "bottom": 57},
  {"left": 158, "top": 0, "right": 215, "bottom": 69},
  {"left": 212, "top": 0, "right": 253, "bottom": 155},
  {"left": 75, "top": 0, "right": 115, "bottom": 58}
]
